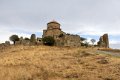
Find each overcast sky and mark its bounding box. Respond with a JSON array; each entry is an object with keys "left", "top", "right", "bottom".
[{"left": 0, "top": 0, "right": 120, "bottom": 48}]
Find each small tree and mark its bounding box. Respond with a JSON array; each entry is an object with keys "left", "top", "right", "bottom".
[
  {"left": 59, "top": 33, "right": 64, "bottom": 38},
  {"left": 84, "top": 40, "right": 89, "bottom": 48},
  {"left": 9, "top": 35, "right": 19, "bottom": 45},
  {"left": 91, "top": 39, "right": 96, "bottom": 46},
  {"left": 42, "top": 36, "right": 55, "bottom": 46},
  {"left": 81, "top": 37, "right": 86, "bottom": 42},
  {"left": 81, "top": 37, "right": 87, "bottom": 46}
]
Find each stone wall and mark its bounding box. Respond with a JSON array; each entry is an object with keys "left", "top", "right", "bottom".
[
  {"left": 103, "top": 34, "right": 109, "bottom": 48},
  {"left": 43, "top": 29, "right": 63, "bottom": 38},
  {"left": 0, "top": 43, "right": 5, "bottom": 50},
  {"left": 42, "top": 20, "right": 81, "bottom": 47},
  {"left": 55, "top": 34, "right": 81, "bottom": 47},
  {"left": 15, "top": 40, "right": 30, "bottom": 45},
  {"left": 0, "top": 41, "right": 11, "bottom": 50},
  {"left": 36, "top": 38, "right": 43, "bottom": 45},
  {"left": 97, "top": 34, "right": 109, "bottom": 48},
  {"left": 64, "top": 34, "right": 81, "bottom": 47}
]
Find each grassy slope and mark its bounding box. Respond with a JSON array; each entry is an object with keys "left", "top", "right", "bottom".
[{"left": 0, "top": 45, "right": 120, "bottom": 80}]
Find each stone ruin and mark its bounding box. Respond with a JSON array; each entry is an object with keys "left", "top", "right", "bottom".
[
  {"left": 42, "top": 20, "right": 81, "bottom": 47},
  {"left": 5, "top": 41, "right": 10, "bottom": 46},
  {"left": 14, "top": 20, "right": 81, "bottom": 47},
  {"left": 4, "top": 20, "right": 110, "bottom": 48},
  {"left": 15, "top": 35, "right": 42, "bottom": 46},
  {"left": 36, "top": 38, "right": 43, "bottom": 45},
  {"left": 14, "top": 19, "right": 81, "bottom": 47},
  {"left": 0, "top": 41, "right": 10, "bottom": 50},
  {"left": 97, "top": 34, "right": 109, "bottom": 48},
  {"left": 15, "top": 37, "right": 31, "bottom": 45}
]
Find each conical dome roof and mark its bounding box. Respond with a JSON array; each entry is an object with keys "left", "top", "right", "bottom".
[{"left": 47, "top": 20, "right": 60, "bottom": 25}]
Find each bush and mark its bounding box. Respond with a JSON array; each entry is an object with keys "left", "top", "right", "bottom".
[
  {"left": 42, "top": 36, "right": 55, "bottom": 46},
  {"left": 9, "top": 35, "right": 19, "bottom": 45},
  {"left": 24, "top": 37, "right": 30, "bottom": 40},
  {"left": 59, "top": 33, "right": 64, "bottom": 37}
]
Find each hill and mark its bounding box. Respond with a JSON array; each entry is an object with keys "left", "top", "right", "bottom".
[{"left": 0, "top": 45, "right": 120, "bottom": 80}]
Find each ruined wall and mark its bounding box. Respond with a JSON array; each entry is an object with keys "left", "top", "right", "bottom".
[
  {"left": 64, "top": 34, "right": 81, "bottom": 47},
  {"left": 42, "top": 30, "right": 47, "bottom": 38},
  {"left": 42, "top": 21, "right": 81, "bottom": 47},
  {"left": 97, "top": 34, "right": 109, "bottom": 48},
  {"left": 43, "top": 29, "right": 63, "bottom": 38},
  {"left": 103, "top": 34, "right": 109, "bottom": 48},
  {"left": 36, "top": 38, "right": 43, "bottom": 45},
  {"left": 15, "top": 40, "right": 30, "bottom": 45}
]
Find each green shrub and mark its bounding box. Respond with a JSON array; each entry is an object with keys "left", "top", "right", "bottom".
[
  {"left": 59, "top": 33, "right": 64, "bottom": 37},
  {"left": 24, "top": 37, "right": 30, "bottom": 40},
  {"left": 42, "top": 36, "right": 55, "bottom": 46}
]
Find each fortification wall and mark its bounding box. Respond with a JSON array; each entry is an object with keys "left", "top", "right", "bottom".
[
  {"left": 64, "top": 34, "right": 81, "bottom": 47},
  {"left": 103, "top": 34, "right": 109, "bottom": 48},
  {"left": 97, "top": 34, "right": 109, "bottom": 48}
]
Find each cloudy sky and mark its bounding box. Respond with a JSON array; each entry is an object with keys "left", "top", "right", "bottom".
[{"left": 0, "top": 0, "right": 120, "bottom": 48}]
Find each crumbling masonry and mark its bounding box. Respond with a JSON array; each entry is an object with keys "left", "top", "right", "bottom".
[
  {"left": 42, "top": 21, "right": 81, "bottom": 47},
  {"left": 97, "top": 34, "right": 109, "bottom": 48}
]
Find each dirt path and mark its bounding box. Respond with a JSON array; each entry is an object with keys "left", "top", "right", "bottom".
[{"left": 97, "top": 50, "right": 120, "bottom": 57}]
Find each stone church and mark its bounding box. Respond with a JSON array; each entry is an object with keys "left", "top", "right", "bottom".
[{"left": 42, "top": 21, "right": 81, "bottom": 47}]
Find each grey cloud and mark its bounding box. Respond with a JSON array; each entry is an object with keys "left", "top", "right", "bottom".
[{"left": 0, "top": 0, "right": 120, "bottom": 37}]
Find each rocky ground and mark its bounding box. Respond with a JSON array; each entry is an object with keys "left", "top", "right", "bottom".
[{"left": 0, "top": 45, "right": 120, "bottom": 80}]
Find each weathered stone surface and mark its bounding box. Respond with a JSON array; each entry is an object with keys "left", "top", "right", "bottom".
[
  {"left": 20, "top": 37, "right": 23, "bottom": 41},
  {"left": 64, "top": 34, "right": 81, "bottom": 47},
  {"left": 15, "top": 41, "right": 21, "bottom": 45},
  {"left": 97, "top": 34, "right": 109, "bottom": 48},
  {"left": 42, "top": 21, "right": 81, "bottom": 47},
  {"left": 103, "top": 34, "right": 109, "bottom": 48},
  {"left": 0, "top": 43, "right": 5, "bottom": 50},
  {"left": 36, "top": 38, "right": 43, "bottom": 45},
  {"left": 47, "top": 21, "right": 61, "bottom": 30},
  {"left": 22, "top": 40, "right": 30, "bottom": 45},
  {"left": 30, "top": 34, "right": 36, "bottom": 43},
  {"left": 0, "top": 41, "right": 11, "bottom": 50},
  {"left": 5, "top": 41, "right": 10, "bottom": 46},
  {"left": 15, "top": 39, "right": 30, "bottom": 46}
]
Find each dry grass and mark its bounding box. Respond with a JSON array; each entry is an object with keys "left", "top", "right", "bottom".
[{"left": 0, "top": 45, "right": 120, "bottom": 80}]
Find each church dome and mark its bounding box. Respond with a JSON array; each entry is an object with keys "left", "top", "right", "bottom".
[
  {"left": 47, "top": 20, "right": 60, "bottom": 25},
  {"left": 47, "top": 20, "right": 61, "bottom": 30}
]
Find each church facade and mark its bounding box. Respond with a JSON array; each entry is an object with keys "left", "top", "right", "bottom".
[{"left": 42, "top": 21, "right": 81, "bottom": 47}]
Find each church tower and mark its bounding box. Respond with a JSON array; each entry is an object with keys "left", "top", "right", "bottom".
[{"left": 42, "top": 20, "right": 63, "bottom": 38}]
